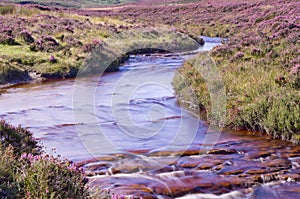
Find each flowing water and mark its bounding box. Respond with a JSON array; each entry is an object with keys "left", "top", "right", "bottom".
[{"left": 0, "top": 37, "right": 300, "bottom": 198}]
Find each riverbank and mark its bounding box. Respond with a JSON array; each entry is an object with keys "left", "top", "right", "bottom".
[
  {"left": 0, "top": 4, "right": 203, "bottom": 86},
  {"left": 169, "top": 0, "right": 300, "bottom": 143}
]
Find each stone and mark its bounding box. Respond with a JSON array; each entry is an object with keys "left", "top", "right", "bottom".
[
  {"left": 249, "top": 182, "right": 300, "bottom": 199},
  {"left": 207, "top": 149, "right": 237, "bottom": 155},
  {"left": 247, "top": 151, "right": 272, "bottom": 159},
  {"left": 279, "top": 174, "right": 300, "bottom": 181},
  {"left": 266, "top": 159, "right": 291, "bottom": 168},
  {"left": 197, "top": 163, "right": 214, "bottom": 170},
  {"left": 219, "top": 168, "right": 244, "bottom": 175},
  {"left": 246, "top": 169, "right": 267, "bottom": 175}
]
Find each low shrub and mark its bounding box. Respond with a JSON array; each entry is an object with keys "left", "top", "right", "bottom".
[
  {"left": 0, "top": 146, "right": 21, "bottom": 199},
  {"left": 20, "top": 30, "right": 35, "bottom": 44},
  {"left": 19, "top": 153, "right": 90, "bottom": 199},
  {"left": 0, "top": 121, "right": 91, "bottom": 198},
  {"left": 0, "top": 34, "right": 17, "bottom": 45},
  {"left": 0, "top": 29, "right": 18, "bottom": 45},
  {"left": 30, "top": 36, "right": 61, "bottom": 52},
  {"left": 0, "top": 120, "right": 40, "bottom": 155}
]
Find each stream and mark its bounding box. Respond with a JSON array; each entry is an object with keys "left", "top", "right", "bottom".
[{"left": 0, "top": 37, "right": 300, "bottom": 198}]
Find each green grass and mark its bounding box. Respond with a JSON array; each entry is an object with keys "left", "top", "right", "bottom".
[
  {"left": 0, "top": 44, "right": 78, "bottom": 80},
  {"left": 0, "top": 45, "right": 48, "bottom": 60},
  {"left": 173, "top": 46, "right": 300, "bottom": 143},
  {"left": 0, "top": 6, "right": 125, "bottom": 82},
  {"left": 0, "top": 6, "right": 203, "bottom": 84},
  {"left": 0, "top": 4, "right": 15, "bottom": 15},
  {"left": 0, "top": 4, "right": 40, "bottom": 16}
]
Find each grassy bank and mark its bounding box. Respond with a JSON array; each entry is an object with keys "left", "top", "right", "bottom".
[
  {"left": 0, "top": 4, "right": 122, "bottom": 84},
  {"left": 0, "top": 4, "right": 202, "bottom": 85},
  {"left": 166, "top": 0, "right": 299, "bottom": 142}
]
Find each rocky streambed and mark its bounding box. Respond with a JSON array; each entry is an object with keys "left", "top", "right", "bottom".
[{"left": 79, "top": 130, "right": 300, "bottom": 198}]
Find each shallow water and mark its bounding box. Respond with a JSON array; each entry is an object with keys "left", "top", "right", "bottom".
[
  {"left": 0, "top": 38, "right": 220, "bottom": 161},
  {"left": 1, "top": 38, "right": 300, "bottom": 198}
]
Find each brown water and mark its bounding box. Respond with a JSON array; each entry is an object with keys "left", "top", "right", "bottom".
[{"left": 0, "top": 38, "right": 300, "bottom": 198}]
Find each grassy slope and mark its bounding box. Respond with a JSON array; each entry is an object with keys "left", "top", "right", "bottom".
[
  {"left": 0, "top": 4, "right": 127, "bottom": 84},
  {"left": 0, "top": 3, "right": 201, "bottom": 85}
]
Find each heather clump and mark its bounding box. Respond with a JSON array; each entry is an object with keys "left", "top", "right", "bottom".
[
  {"left": 19, "top": 30, "right": 35, "bottom": 44},
  {"left": 30, "top": 36, "right": 61, "bottom": 52},
  {"left": 82, "top": 40, "right": 103, "bottom": 53},
  {"left": 0, "top": 120, "right": 91, "bottom": 198},
  {"left": 19, "top": 153, "right": 90, "bottom": 199},
  {"left": 0, "top": 28, "right": 17, "bottom": 45},
  {"left": 0, "top": 120, "right": 40, "bottom": 155}
]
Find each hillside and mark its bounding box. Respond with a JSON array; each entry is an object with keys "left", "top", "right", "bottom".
[{"left": 5, "top": 0, "right": 137, "bottom": 7}]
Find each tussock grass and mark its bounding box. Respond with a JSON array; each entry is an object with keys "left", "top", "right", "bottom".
[{"left": 174, "top": 47, "right": 300, "bottom": 143}]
